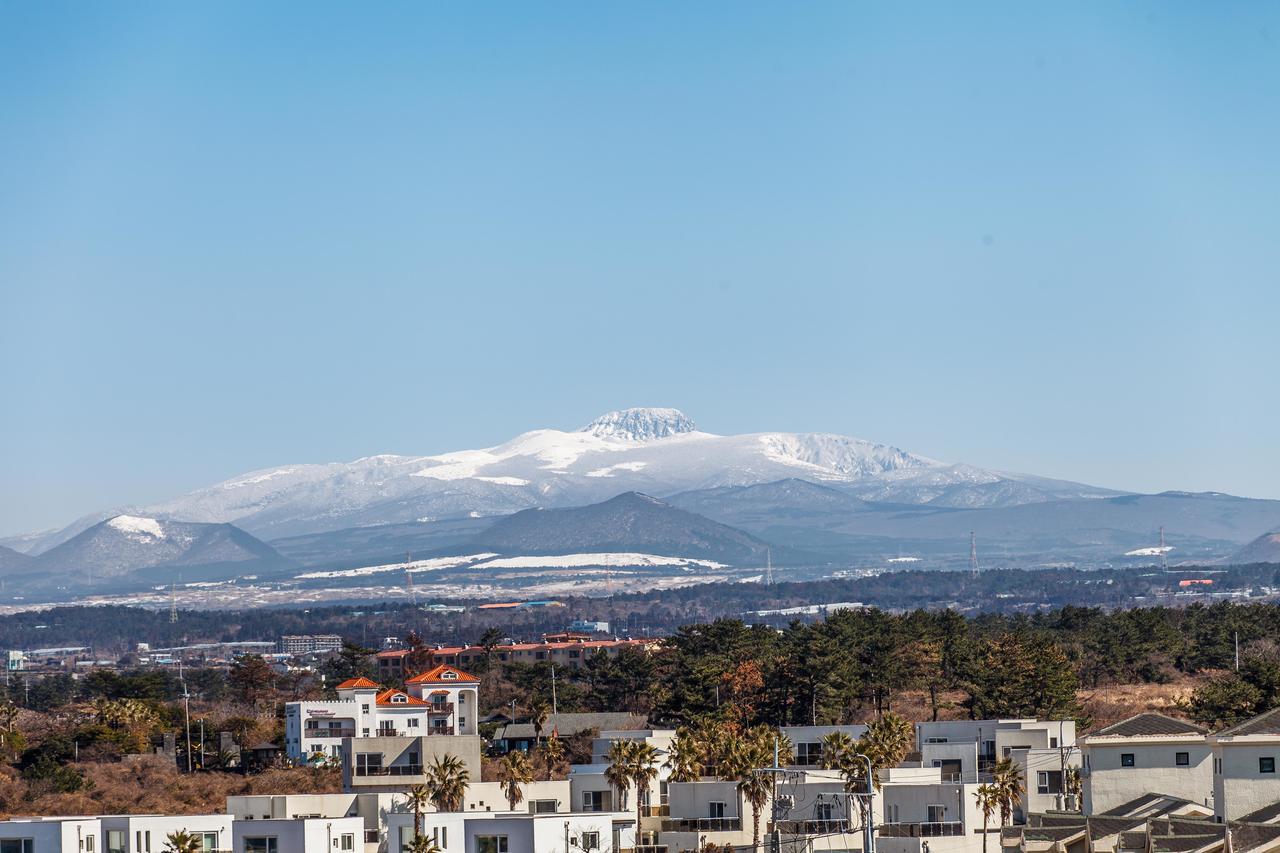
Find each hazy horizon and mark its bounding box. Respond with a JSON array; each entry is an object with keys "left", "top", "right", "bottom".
[{"left": 3, "top": 3, "right": 1279, "bottom": 535}]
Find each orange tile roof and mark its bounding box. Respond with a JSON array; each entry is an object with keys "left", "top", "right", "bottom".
[
  {"left": 335, "top": 677, "right": 380, "bottom": 690},
  {"left": 375, "top": 688, "right": 428, "bottom": 707},
  {"left": 405, "top": 663, "right": 481, "bottom": 684}
]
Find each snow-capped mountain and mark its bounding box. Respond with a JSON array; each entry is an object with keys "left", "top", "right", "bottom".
[
  {"left": 3, "top": 515, "right": 293, "bottom": 591},
  {"left": 6, "top": 408, "right": 1117, "bottom": 552}
]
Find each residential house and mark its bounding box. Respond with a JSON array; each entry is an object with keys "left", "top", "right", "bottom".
[
  {"left": 1210, "top": 708, "right": 1280, "bottom": 822},
  {"left": 231, "top": 817, "right": 365, "bottom": 853},
  {"left": 1079, "top": 713, "right": 1212, "bottom": 816}
]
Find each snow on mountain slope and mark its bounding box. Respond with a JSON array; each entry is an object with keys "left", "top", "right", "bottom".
[{"left": 6, "top": 407, "right": 1117, "bottom": 550}]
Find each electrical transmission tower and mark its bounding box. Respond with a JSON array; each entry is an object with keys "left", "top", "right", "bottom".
[
  {"left": 169, "top": 582, "right": 178, "bottom": 624},
  {"left": 765, "top": 548, "right": 774, "bottom": 586},
  {"left": 970, "top": 531, "right": 978, "bottom": 577}
]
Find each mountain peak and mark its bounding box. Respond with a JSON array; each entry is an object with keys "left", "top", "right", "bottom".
[{"left": 582, "top": 408, "right": 696, "bottom": 442}]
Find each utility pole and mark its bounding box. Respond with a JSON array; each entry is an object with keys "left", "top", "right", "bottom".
[
  {"left": 550, "top": 665, "right": 558, "bottom": 716},
  {"left": 1235, "top": 632, "right": 1240, "bottom": 671},
  {"left": 182, "top": 679, "right": 193, "bottom": 773}
]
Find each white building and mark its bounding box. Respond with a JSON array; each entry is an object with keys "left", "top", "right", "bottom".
[
  {"left": 1210, "top": 707, "right": 1280, "bottom": 822},
  {"left": 0, "top": 815, "right": 233, "bottom": 853},
  {"left": 384, "top": 810, "right": 636, "bottom": 853},
  {"left": 285, "top": 666, "right": 480, "bottom": 764},
  {"left": 231, "top": 816, "right": 365, "bottom": 853},
  {"left": 915, "top": 719, "right": 1077, "bottom": 784},
  {"left": 1079, "top": 713, "right": 1212, "bottom": 816}
]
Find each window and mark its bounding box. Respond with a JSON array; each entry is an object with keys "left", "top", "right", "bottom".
[
  {"left": 887, "top": 804, "right": 900, "bottom": 824},
  {"left": 1215, "top": 758, "right": 1223, "bottom": 774},
  {"left": 582, "top": 791, "right": 609, "bottom": 812},
  {"left": 477, "top": 835, "right": 509, "bottom": 853},
  {"left": 709, "top": 801, "right": 726, "bottom": 818},
  {"left": 244, "top": 839, "right": 279, "bottom": 853},
  {"left": 797, "top": 742, "right": 822, "bottom": 766},
  {"left": 136, "top": 831, "right": 151, "bottom": 852},
  {"left": 1037, "top": 771, "right": 1063, "bottom": 794},
  {"left": 107, "top": 831, "right": 126, "bottom": 853},
  {"left": 1050, "top": 737, "right": 1059, "bottom": 749},
  {"left": 84, "top": 837, "right": 95, "bottom": 852},
  {"left": 0, "top": 842, "right": 33, "bottom": 853},
  {"left": 355, "top": 753, "right": 383, "bottom": 775},
  {"left": 1261, "top": 757, "right": 1276, "bottom": 774},
  {"left": 927, "top": 805, "right": 946, "bottom": 823},
  {"left": 926, "top": 737, "right": 949, "bottom": 744},
  {"left": 435, "top": 827, "right": 448, "bottom": 847},
  {"left": 340, "top": 834, "right": 355, "bottom": 850},
  {"left": 816, "top": 802, "right": 835, "bottom": 821},
  {"left": 1176, "top": 752, "right": 1190, "bottom": 767},
  {"left": 531, "top": 800, "right": 558, "bottom": 814},
  {"left": 581, "top": 832, "right": 600, "bottom": 850},
  {"left": 1120, "top": 753, "right": 1135, "bottom": 767},
  {"left": 202, "top": 833, "right": 219, "bottom": 852},
  {"left": 408, "top": 718, "right": 419, "bottom": 727}
]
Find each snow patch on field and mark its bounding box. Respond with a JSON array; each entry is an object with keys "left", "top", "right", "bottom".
[
  {"left": 472, "top": 553, "right": 726, "bottom": 570},
  {"left": 1125, "top": 546, "right": 1174, "bottom": 557},
  {"left": 107, "top": 515, "right": 166, "bottom": 540},
  {"left": 474, "top": 476, "right": 529, "bottom": 486},
  {"left": 296, "top": 554, "right": 498, "bottom": 579}
]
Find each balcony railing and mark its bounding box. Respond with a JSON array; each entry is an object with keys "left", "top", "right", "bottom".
[
  {"left": 429, "top": 726, "right": 455, "bottom": 736},
  {"left": 775, "top": 819, "right": 852, "bottom": 835},
  {"left": 660, "top": 818, "right": 743, "bottom": 833},
  {"left": 878, "top": 822, "right": 965, "bottom": 838},
  {"left": 640, "top": 805, "right": 670, "bottom": 818},
  {"left": 428, "top": 702, "right": 455, "bottom": 715},
  {"left": 304, "top": 728, "right": 356, "bottom": 739},
  {"left": 353, "top": 764, "right": 424, "bottom": 777}
]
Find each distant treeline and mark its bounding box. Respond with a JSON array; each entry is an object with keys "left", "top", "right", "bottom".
[{"left": 1, "top": 563, "right": 1279, "bottom": 656}]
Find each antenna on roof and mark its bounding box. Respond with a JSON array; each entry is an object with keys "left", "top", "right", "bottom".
[{"left": 970, "top": 532, "right": 978, "bottom": 578}]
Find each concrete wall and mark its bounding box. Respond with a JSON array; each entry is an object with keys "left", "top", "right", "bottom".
[
  {"left": 0, "top": 818, "right": 100, "bottom": 853},
  {"left": 342, "top": 735, "right": 484, "bottom": 792},
  {"left": 1082, "top": 741, "right": 1212, "bottom": 815},
  {"left": 232, "top": 817, "right": 365, "bottom": 853},
  {"left": 100, "top": 815, "right": 234, "bottom": 852},
  {"left": 1213, "top": 741, "right": 1280, "bottom": 821}
]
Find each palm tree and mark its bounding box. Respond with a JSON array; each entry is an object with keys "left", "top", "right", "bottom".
[
  {"left": 605, "top": 739, "right": 636, "bottom": 813},
  {"left": 666, "top": 727, "right": 705, "bottom": 782},
  {"left": 530, "top": 700, "right": 552, "bottom": 743},
  {"left": 719, "top": 733, "right": 773, "bottom": 851},
  {"left": 820, "top": 731, "right": 855, "bottom": 771},
  {"left": 975, "top": 783, "right": 1000, "bottom": 853},
  {"left": 630, "top": 742, "right": 662, "bottom": 830},
  {"left": 538, "top": 732, "right": 566, "bottom": 774},
  {"left": 991, "top": 758, "right": 1023, "bottom": 825},
  {"left": 498, "top": 750, "right": 535, "bottom": 811},
  {"left": 427, "top": 754, "right": 470, "bottom": 812},
  {"left": 162, "top": 830, "right": 203, "bottom": 853},
  {"left": 405, "top": 837, "right": 443, "bottom": 853},
  {"left": 857, "top": 712, "right": 913, "bottom": 773},
  {"left": 405, "top": 783, "right": 433, "bottom": 841}
]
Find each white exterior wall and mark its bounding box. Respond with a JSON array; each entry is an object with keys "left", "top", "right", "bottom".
[
  {"left": 1010, "top": 748, "right": 1082, "bottom": 818},
  {"left": 100, "top": 815, "right": 234, "bottom": 852},
  {"left": 386, "top": 812, "right": 634, "bottom": 853},
  {"left": 1082, "top": 740, "right": 1212, "bottom": 815},
  {"left": 461, "top": 781, "right": 572, "bottom": 814},
  {"left": 1212, "top": 739, "right": 1280, "bottom": 822},
  {"left": 232, "top": 817, "right": 364, "bottom": 853},
  {"left": 0, "top": 818, "right": 101, "bottom": 853}
]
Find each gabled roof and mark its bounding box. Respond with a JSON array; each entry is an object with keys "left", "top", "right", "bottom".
[
  {"left": 1089, "top": 713, "right": 1207, "bottom": 739},
  {"left": 405, "top": 664, "right": 480, "bottom": 684},
  {"left": 1102, "top": 793, "right": 1200, "bottom": 819},
  {"left": 1238, "top": 802, "right": 1280, "bottom": 825},
  {"left": 376, "top": 688, "right": 428, "bottom": 707},
  {"left": 1216, "top": 708, "right": 1280, "bottom": 738},
  {"left": 335, "top": 677, "right": 380, "bottom": 690}
]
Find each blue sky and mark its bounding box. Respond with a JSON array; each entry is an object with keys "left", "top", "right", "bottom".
[{"left": 1, "top": 2, "right": 1278, "bottom": 535}]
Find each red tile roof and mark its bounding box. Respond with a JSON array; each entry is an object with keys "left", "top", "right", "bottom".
[
  {"left": 405, "top": 664, "right": 480, "bottom": 684},
  {"left": 376, "top": 688, "right": 428, "bottom": 707},
  {"left": 335, "top": 677, "right": 380, "bottom": 690}
]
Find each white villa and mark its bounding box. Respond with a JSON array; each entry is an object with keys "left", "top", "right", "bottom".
[{"left": 284, "top": 665, "right": 480, "bottom": 764}]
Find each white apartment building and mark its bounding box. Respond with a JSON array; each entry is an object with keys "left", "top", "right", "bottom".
[
  {"left": 231, "top": 817, "right": 365, "bottom": 853},
  {"left": 1210, "top": 708, "right": 1280, "bottom": 823},
  {"left": 385, "top": 810, "right": 636, "bottom": 853},
  {"left": 915, "top": 719, "right": 1077, "bottom": 784},
  {"left": 0, "top": 815, "right": 234, "bottom": 853},
  {"left": 285, "top": 665, "right": 480, "bottom": 763},
  {"left": 1079, "top": 713, "right": 1212, "bottom": 816}
]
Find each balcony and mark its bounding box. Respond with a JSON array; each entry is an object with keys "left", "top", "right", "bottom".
[
  {"left": 428, "top": 702, "right": 455, "bottom": 715},
  {"left": 776, "top": 819, "right": 852, "bottom": 835},
  {"left": 428, "top": 726, "right": 456, "bottom": 736},
  {"left": 660, "top": 818, "right": 743, "bottom": 833},
  {"left": 304, "top": 728, "right": 356, "bottom": 739},
  {"left": 353, "top": 764, "right": 424, "bottom": 777},
  {"left": 878, "top": 822, "right": 965, "bottom": 838},
  {"left": 640, "top": 805, "right": 670, "bottom": 818}
]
